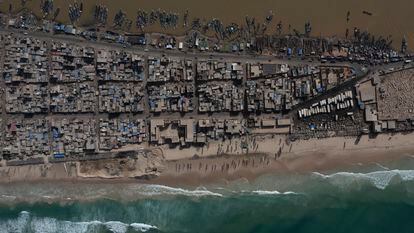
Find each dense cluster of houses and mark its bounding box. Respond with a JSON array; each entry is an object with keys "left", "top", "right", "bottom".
[
  {"left": 0, "top": 35, "right": 359, "bottom": 162},
  {"left": 3, "top": 36, "right": 48, "bottom": 83},
  {"left": 148, "top": 57, "right": 193, "bottom": 82},
  {"left": 50, "top": 41, "right": 95, "bottom": 82},
  {"left": 98, "top": 83, "right": 145, "bottom": 113},
  {"left": 96, "top": 50, "right": 145, "bottom": 81}
]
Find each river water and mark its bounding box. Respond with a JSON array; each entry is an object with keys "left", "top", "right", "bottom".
[{"left": 1, "top": 0, "right": 413, "bottom": 49}]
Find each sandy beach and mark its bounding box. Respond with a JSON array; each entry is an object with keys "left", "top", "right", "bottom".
[
  {"left": 1, "top": 132, "right": 414, "bottom": 186},
  {"left": 154, "top": 132, "right": 414, "bottom": 185}
]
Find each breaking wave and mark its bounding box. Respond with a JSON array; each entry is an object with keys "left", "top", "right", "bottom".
[
  {"left": 0, "top": 211, "right": 158, "bottom": 233},
  {"left": 135, "top": 184, "right": 223, "bottom": 197},
  {"left": 313, "top": 169, "right": 414, "bottom": 190},
  {"left": 251, "top": 190, "right": 299, "bottom": 195},
  {"left": 0, "top": 183, "right": 224, "bottom": 205}
]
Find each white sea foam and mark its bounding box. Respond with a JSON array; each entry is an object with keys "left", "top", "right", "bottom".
[
  {"left": 137, "top": 184, "right": 223, "bottom": 197},
  {"left": 0, "top": 194, "right": 17, "bottom": 202},
  {"left": 104, "top": 221, "right": 128, "bottom": 233},
  {"left": 30, "top": 217, "right": 94, "bottom": 233},
  {"left": 0, "top": 211, "right": 30, "bottom": 233},
  {"left": 130, "top": 223, "right": 158, "bottom": 232},
  {"left": 313, "top": 169, "right": 414, "bottom": 190},
  {"left": 251, "top": 190, "right": 298, "bottom": 195},
  {"left": 0, "top": 184, "right": 223, "bottom": 204},
  {"left": 0, "top": 211, "right": 158, "bottom": 233}
]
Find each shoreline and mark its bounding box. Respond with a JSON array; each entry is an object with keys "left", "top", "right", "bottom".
[{"left": 0, "top": 132, "right": 414, "bottom": 187}]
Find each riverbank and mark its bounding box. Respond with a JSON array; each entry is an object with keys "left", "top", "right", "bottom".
[{"left": 2, "top": 0, "right": 412, "bottom": 49}]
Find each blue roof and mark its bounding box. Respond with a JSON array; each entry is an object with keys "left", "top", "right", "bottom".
[{"left": 54, "top": 153, "right": 65, "bottom": 158}]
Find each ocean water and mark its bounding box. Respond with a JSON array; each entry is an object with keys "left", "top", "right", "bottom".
[{"left": 2, "top": 157, "right": 414, "bottom": 233}]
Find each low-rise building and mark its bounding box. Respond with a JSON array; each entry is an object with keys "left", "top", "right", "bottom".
[
  {"left": 148, "top": 57, "right": 193, "bottom": 82},
  {"left": 246, "top": 78, "right": 292, "bottom": 112},
  {"left": 6, "top": 84, "right": 49, "bottom": 113},
  {"left": 3, "top": 36, "right": 48, "bottom": 83},
  {"left": 148, "top": 84, "right": 194, "bottom": 113},
  {"left": 96, "top": 50, "right": 145, "bottom": 81},
  {"left": 50, "top": 41, "right": 95, "bottom": 82},
  {"left": 98, "top": 83, "right": 145, "bottom": 113},
  {"left": 99, "top": 118, "right": 146, "bottom": 150},
  {"left": 3, "top": 119, "right": 49, "bottom": 160},
  {"left": 198, "top": 83, "right": 244, "bottom": 112},
  {"left": 51, "top": 118, "right": 97, "bottom": 157},
  {"left": 50, "top": 83, "right": 96, "bottom": 113},
  {"left": 197, "top": 60, "right": 244, "bottom": 81},
  {"left": 248, "top": 63, "right": 289, "bottom": 78},
  {"left": 150, "top": 119, "right": 194, "bottom": 146}
]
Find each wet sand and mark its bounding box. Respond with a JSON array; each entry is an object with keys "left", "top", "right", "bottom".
[{"left": 2, "top": 0, "right": 413, "bottom": 49}]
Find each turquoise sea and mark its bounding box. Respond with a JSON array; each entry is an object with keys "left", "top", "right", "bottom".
[{"left": 2, "top": 156, "right": 414, "bottom": 233}]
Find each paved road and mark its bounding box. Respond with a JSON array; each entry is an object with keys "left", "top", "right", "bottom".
[{"left": 0, "top": 28, "right": 362, "bottom": 68}]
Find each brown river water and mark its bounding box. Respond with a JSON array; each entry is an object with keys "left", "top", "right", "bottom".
[{"left": 1, "top": 0, "right": 413, "bottom": 50}]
